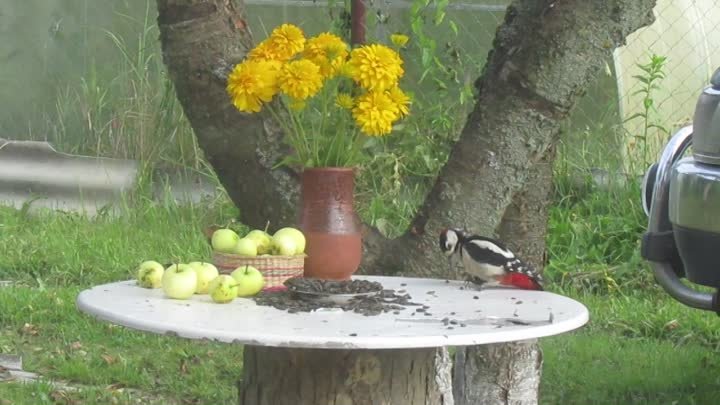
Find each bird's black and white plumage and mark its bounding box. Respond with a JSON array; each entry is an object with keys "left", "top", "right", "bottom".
[{"left": 439, "top": 228, "right": 543, "bottom": 290}]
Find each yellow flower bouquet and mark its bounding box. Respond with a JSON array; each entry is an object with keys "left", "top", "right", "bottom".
[{"left": 226, "top": 24, "right": 410, "bottom": 168}]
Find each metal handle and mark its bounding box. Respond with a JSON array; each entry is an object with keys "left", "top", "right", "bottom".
[{"left": 646, "top": 125, "right": 716, "bottom": 311}]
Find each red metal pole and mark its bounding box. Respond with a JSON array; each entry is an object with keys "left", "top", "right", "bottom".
[{"left": 350, "top": 0, "right": 366, "bottom": 46}]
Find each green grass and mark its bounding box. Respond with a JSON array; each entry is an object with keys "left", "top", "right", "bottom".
[
  {"left": 542, "top": 332, "right": 720, "bottom": 405},
  {"left": 0, "top": 197, "right": 238, "bottom": 287},
  {"left": 2, "top": 184, "right": 720, "bottom": 404},
  {"left": 0, "top": 286, "right": 244, "bottom": 404}
]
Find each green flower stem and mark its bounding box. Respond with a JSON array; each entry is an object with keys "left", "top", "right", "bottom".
[{"left": 266, "top": 102, "right": 308, "bottom": 165}]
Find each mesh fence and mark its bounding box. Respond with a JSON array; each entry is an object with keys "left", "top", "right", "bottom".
[{"left": 613, "top": 0, "right": 720, "bottom": 170}]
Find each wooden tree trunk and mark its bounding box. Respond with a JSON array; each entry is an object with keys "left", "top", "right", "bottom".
[
  {"left": 375, "top": 0, "right": 657, "bottom": 277},
  {"left": 453, "top": 146, "right": 556, "bottom": 405},
  {"left": 155, "top": 1, "right": 655, "bottom": 403},
  {"left": 155, "top": 0, "right": 298, "bottom": 230},
  {"left": 238, "top": 346, "right": 454, "bottom": 405},
  {"left": 155, "top": 0, "right": 656, "bottom": 276},
  {"left": 453, "top": 340, "right": 543, "bottom": 405}
]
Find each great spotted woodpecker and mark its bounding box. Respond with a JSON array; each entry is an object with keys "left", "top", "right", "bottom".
[{"left": 439, "top": 228, "right": 544, "bottom": 291}]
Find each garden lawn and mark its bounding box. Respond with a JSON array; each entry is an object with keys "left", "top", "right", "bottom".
[{"left": 1, "top": 199, "right": 719, "bottom": 405}]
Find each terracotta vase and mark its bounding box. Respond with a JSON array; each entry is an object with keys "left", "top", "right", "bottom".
[{"left": 299, "top": 167, "right": 362, "bottom": 280}]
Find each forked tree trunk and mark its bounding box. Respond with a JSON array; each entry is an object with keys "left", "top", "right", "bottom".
[
  {"left": 155, "top": 0, "right": 655, "bottom": 277},
  {"left": 155, "top": 0, "right": 655, "bottom": 403},
  {"left": 238, "top": 346, "right": 454, "bottom": 405}
]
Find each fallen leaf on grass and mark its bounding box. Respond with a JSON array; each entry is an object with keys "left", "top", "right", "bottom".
[
  {"left": 101, "top": 354, "right": 117, "bottom": 365},
  {"left": 50, "top": 389, "right": 79, "bottom": 404},
  {"left": 69, "top": 341, "right": 83, "bottom": 351},
  {"left": 105, "top": 382, "right": 126, "bottom": 392},
  {"left": 20, "top": 323, "right": 39, "bottom": 336}
]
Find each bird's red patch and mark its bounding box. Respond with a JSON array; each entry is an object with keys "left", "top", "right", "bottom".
[{"left": 496, "top": 273, "right": 543, "bottom": 290}]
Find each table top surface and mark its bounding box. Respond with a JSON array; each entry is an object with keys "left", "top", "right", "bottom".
[{"left": 76, "top": 276, "right": 589, "bottom": 349}]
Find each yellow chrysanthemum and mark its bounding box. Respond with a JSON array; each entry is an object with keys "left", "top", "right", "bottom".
[
  {"left": 336, "top": 93, "right": 354, "bottom": 109},
  {"left": 303, "top": 33, "right": 349, "bottom": 78},
  {"left": 390, "top": 33, "right": 409, "bottom": 47},
  {"left": 248, "top": 39, "right": 279, "bottom": 61},
  {"left": 226, "top": 59, "right": 280, "bottom": 113},
  {"left": 250, "top": 24, "right": 306, "bottom": 62},
  {"left": 387, "top": 87, "right": 410, "bottom": 117},
  {"left": 278, "top": 59, "right": 323, "bottom": 100},
  {"left": 352, "top": 91, "right": 398, "bottom": 136},
  {"left": 348, "top": 44, "right": 404, "bottom": 91}
]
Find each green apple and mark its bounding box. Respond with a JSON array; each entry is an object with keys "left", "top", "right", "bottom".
[
  {"left": 162, "top": 264, "right": 197, "bottom": 299},
  {"left": 233, "top": 237, "right": 257, "bottom": 256},
  {"left": 188, "top": 262, "right": 219, "bottom": 294},
  {"left": 231, "top": 265, "right": 265, "bottom": 297},
  {"left": 211, "top": 229, "right": 240, "bottom": 253},
  {"left": 272, "top": 233, "right": 297, "bottom": 256},
  {"left": 208, "top": 275, "right": 238, "bottom": 303},
  {"left": 245, "top": 230, "right": 272, "bottom": 254},
  {"left": 136, "top": 261, "right": 165, "bottom": 288},
  {"left": 273, "top": 227, "right": 306, "bottom": 254}
]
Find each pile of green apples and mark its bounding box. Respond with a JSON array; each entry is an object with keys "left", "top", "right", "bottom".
[
  {"left": 211, "top": 226, "right": 306, "bottom": 256},
  {"left": 136, "top": 261, "right": 265, "bottom": 304}
]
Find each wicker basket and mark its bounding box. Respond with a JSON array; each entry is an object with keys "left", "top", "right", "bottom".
[{"left": 212, "top": 252, "right": 305, "bottom": 291}]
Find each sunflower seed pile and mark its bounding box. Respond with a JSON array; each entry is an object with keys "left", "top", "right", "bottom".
[
  {"left": 283, "top": 277, "right": 383, "bottom": 294},
  {"left": 253, "top": 282, "right": 421, "bottom": 316}
]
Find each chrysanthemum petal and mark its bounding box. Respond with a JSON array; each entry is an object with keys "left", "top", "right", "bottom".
[
  {"left": 303, "top": 33, "right": 349, "bottom": 78},
  {"left": 336, "top": 93, "right": 354, "bottom": 109},
  {"left": 226, "top": 59, "right": 280, "bottom": 113},
  {"left": 348, "top": 44, "right": 404, "bottom": 91},
  {"left": 387, "top": 87, "right": 410, "bottom": 117},
  {"left": 278, "top": 60, "right": 324, "bottom": 100},
  {"left": 352, "top": 91, "right": 398, "bottom": 136},
  {"left": 391, "top": 33, "right": 409, "bottom": 47}
]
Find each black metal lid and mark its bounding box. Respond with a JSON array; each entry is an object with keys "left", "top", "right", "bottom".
[
  {"left": 712, "top": 67, "right": 720, "bottom": 89},
  {"left": 692, "top": 67, "right": 720, "bottom": 165}
]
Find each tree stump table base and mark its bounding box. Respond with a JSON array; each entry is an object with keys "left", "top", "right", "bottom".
[
  {"left": 239, "top": 346, "right": 453, "bottom": 405},
  {"left": 76, "top": 276, "right": 588, "bottom": 405}
]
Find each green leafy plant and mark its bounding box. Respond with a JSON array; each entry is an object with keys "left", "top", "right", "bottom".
[{"left": 624, "top": 54, "right": 669, "bottom": 171}]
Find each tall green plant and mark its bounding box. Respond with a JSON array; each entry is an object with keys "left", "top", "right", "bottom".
[
  {"left": 624, "top": 54, "right": 669, "bottom": 171},
  {"left": 41, "top": 0, "right": 201, "bottom": 174}
]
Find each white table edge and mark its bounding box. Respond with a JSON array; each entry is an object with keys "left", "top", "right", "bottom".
[{"left": 76, "top": 283, "right": 590, "bottom": 350}]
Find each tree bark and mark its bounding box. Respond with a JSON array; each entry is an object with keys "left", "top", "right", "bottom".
[
  {"left": 453, "top": 340, "right": 543, "bottom": 405},
  {"left": 453, "top": 146, "right": 556, "bottom": 405},
  {"left": 155, "top": 0, "right": 655, "bottom": 276},
  {"left": 155, "top": 0, "right": 299, "bottom": 229},
  {"left": 377, "top": 0, "right": 656, "bottom": 276},
  {"left": 155, "top": 1, "right": 656, "bottom": 403},
  {"left": 238, "top": 346, "right": 454, "bottom": 405},
  {"left": 496, "top": 145, "right": 556, "bottom": 269}
]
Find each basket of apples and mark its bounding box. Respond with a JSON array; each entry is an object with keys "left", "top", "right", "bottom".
[{"left": 209, "top": 226, "right": 306, "bottom": 291}]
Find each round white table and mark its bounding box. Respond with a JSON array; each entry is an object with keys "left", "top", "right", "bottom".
[{"left": 76, "top": 276, "right": 588, "bottom": 405}]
